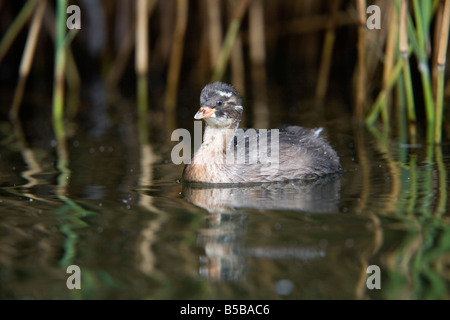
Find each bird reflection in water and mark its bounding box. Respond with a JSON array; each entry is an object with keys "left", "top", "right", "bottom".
[{"left": 182, "top": 174, "right": 341, "bottom": 281}]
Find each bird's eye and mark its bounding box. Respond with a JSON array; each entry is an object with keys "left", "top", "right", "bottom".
[{"left": 216, "top": 100, "right": 223, "bottom": 107}]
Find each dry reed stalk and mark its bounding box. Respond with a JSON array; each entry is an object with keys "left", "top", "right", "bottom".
[
  {"left": 136, "top": 0, "right": 149, "bottom": 77},
  {"left": 229, "top": 0, "right": 245, "bottom": 99},
  {"left": 136, "top": 0, "right": 149, "bottom": 98},
  {"left": 432, "top": 0, "right": 445, "bottom": 97},
  {"left": 434, "top": 0, "right": 450, "bottom": 144},
  {"left": 196, "top": 14, "right": 212, "bottom": 86},
  {"left": 107, "top": 0, "right": 134, "bottom": 86},
  {"left": 109, "top": 0, "right": 157, "bottom": 88},
  {"left": 136, "top": 0, "right": 150, "bottom": 144},
  {"left": 399, "top": 0, "right": 408, "bottom": 66},
  {"left": 10, "top": 0, "right": 47, "bottom": 120},
  {"left": 437, "top": 0, "right": 450, "bottom": 67},
  {"left": 315, "top": 0, "right": 340, "bottom": 101},
  {"left": 107, "top": 23, "right": 135, "bottom": 86},
  {"left": 230, "top": 32, "right": 245, "bottom": 97},
  {"left": 114, "top": 0, "right": 132, "bottom": 50},
  {"left": 355, "top": 0, "right": 367, "bottom": 122},
  {"left": 381, "top": 4, "right": 397, "bottom": 115},
  {"left": 437, "top": 0, "right": 450, "bottom": 66},
  {"left": 364, "top": 3, "right": 390, "bottom": 133},
  {"left": 207, "top": 0, "right": 222, "bottom": 69},
  {"left": 249, "top": 0, "right": 269, "bottom": 128},
  {"left": 164, "top": 0, "right": 188, "bottom": 132}
]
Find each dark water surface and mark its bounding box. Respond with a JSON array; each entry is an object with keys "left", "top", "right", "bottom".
[{"left": 1, "top": 97, "right": 449, "bottom": 300}]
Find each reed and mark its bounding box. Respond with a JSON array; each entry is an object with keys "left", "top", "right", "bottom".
[
  {"left": 207, "top": 0, "right": 222, "bottom": 69},
  {"left": 408, "top": 0, "right": 435, "bottom": 143},
  {"left": 211, "top": 0, "right": 250, "bottom": 81},
  {"left": 52, "top": 0, "right": 67, "bottom": 153},
  {"left": 434, "top": 0, "right": 450, "bottom": 144},
  {"left": 249, "top": 0, "right": 269, "bottom": 128},
  {"left": 106, "top": 0, "right": 135, "bottom": 88},
  {"left": 432, "top": 1, "right": 450, "bottom": 216},
  {"left": 0, "top": 0, "right": 39, "bottom": 64},
  {"left": 51, "top": 0, "right": 79, "bottom": 208},
  {"left": 50, "top": 0, "right": 96, "bottom": 278},
  {"left": 164, "top": 0, "right": 188, "bottom": 132},
  {"left": 136, "top": 0, "right": 150, "bottom": 118},
  {"left": 1, "top": 1, "right": 449, "bottom": 144},
  {"left": 316, "top": 0, "right": 340, "bottom": 102},
  {"left": 41, "top": 6, "right": 81, "bottom": 120},
  {"left": 355, "top": 0, "right": 367, "bottom": 122},
  {"left": 377, "top": 3, "right": 396, "bottom": 134},
  {"left": 366, "top": 0, "right": 447, "bottom": 145},
  {"left": 398, "top": 0, "right": 417, "bottom": 142},
  {"left": 229, "top": 0, "right": 246, "bottom": 98},
  {"left": 365, "top": 57, "right": 404, "bottom": 126},
  {"left": 395, "top": 75, "right": 409, "bottom": 143},
  {"left": 10, "top": 0, "right": 46, "bottom": 120}
]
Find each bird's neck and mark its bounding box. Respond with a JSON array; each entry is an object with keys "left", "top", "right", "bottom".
[{"left": 193, "top": 123, "right": 239, "bottom": 165}]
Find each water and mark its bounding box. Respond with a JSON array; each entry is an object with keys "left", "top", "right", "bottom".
[{"left": 0, "top": 100, "right": 449, "bottom": 300}]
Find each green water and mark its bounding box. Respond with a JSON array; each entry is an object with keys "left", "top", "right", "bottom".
[{"left": 0, "top": 99, "right": 449, "bottom": 300}]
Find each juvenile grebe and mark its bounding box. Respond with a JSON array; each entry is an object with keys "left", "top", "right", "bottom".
[{"left": 182, "top": 81, "right": 341, "bottom": 183}]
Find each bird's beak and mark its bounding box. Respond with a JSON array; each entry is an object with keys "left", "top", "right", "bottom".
[{"left": 194, "top": 106, "right": 216, "bottom": 119}]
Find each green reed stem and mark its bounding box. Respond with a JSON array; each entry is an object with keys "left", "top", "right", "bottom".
[
  {"left": 412, "top": 0, "right": 427, "bottom": 57},
  {"left": 52, "top": 12, "right": 93, "bottom": 272},
  {"left": 65, "top": 30, "right": 81, "bottom": 120},
  {"left": 366, "top": 57, "right": 404, "bottom": 126},
  {"left": 52, "top": 2, "right": 93, "bottom": 271},
  {"left": 53, "top": 0, "right": 67, "bottom": 143},
  {"left": 396, "top": 76, "right": 409, "bottom": 146},
  {"left": 419, "top": 63, "right": 435, "bottom": 144},
  {"left": 52, "top": 0, "right": 72, "bottom": 200},
  {"left": 410, "top": 0, "right": 435, "bottom": 143},
  {"left": 401, "top": 54, "right": 416, "bottom": 123},
  {"left": 0, "top": 0, "right": 39, "bottom": 63},
  {"left": 211, "top": 20, "right": 241, "bottom": 82},
  {"left": 211, "top": 0, "right": 250, "bottom": 81}
]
